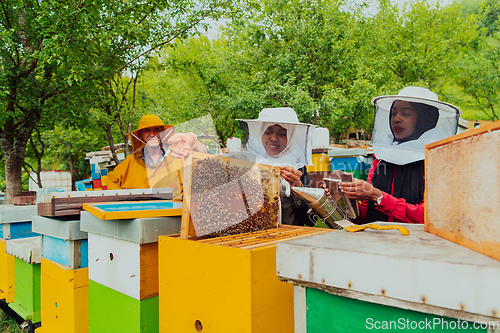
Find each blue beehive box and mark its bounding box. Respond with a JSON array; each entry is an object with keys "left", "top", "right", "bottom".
[{"left": 328, "top": 149, "right": 373, "bottom": 181}]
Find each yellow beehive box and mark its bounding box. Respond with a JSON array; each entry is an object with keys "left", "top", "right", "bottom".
[
  {"left": 39, "top": 257, "right": 89, "bottom": 333},
  {"left": 158, "top": 226, "right": 331, "bottom": 333},
  {"left": 425, "top": 120, "right": 500, "bottom": 261},
  {"left": 0, "top": 239, "right": 15, "bottom": 302}
]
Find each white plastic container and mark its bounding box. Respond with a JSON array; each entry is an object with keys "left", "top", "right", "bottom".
[
  {"left": 226, "top": 137, "right": 241, "bottom": 153},
  {"left": 29, "top": 170, "right": 72, "bottom": 191},
  {"left": 312, "top": 127, "right": 330, "bottom": 148}
]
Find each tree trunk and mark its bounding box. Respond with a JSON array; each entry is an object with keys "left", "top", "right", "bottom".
[
  {"left": 31, "top": 132, "right": 45, "bottom": 188},
  {"left": 0, "top": 125, "right": 33, "bottom": 203},
  {"left": 104, "top": 124, "right": 121, "bottom": 165},
  {"left": 2, "top": 147, "right": 27, "bottom": 203},
  {"left": 69, "top": 154, "right": 76, "bottom": 191}
]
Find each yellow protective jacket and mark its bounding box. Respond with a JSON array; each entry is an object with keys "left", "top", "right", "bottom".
[{"left": 107, "top": 152, "right": 184, "bottom": 201}]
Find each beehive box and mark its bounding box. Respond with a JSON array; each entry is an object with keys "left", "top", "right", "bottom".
[
  {"left": 0, "top": 204, "right": 38, "bottom": 240},
  {"left": 81, "top": 208, "right": 182, "bottom": 333},
  {"left": 158, "top": 226, "right": 332, "bottom": 333},
  {"left": 6, "top": 236, "right": 42, "bottom": 323},
  {"left": 425, "top": 120, "right": 500, "bottom": 261},
  {"left": 181, "top": 152, "right": 280, "bottom": 239},
  {"left": 34, "top": 215, "right": 89, "bottom": 332},
  {"left": 87, "top": 233, "right": 159, "bottom": 300},
  {"left": 276, "top": 223, "right": 500, "bottom": 330},
  {"left": 32, "top": 215, "right": 88, "bottom": 269},
  {"left": 88, "top": 280, "right": 158, "bottom": 333},
  {"left": 0, "top": 205, "right": 38, "bottom": 303},
  {"left": 81, "top": 209, "right": 181, "bottom": 298},
  {"left": 0, "top": 239, "right": 15, "bottom": 302},
  {"left": 39, "top": 257, "right": 89, "bottom": 333},
  {"left": 306, "top": 149, "right": 331, "bottom": 188}
]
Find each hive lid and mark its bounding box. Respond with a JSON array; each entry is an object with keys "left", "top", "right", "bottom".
[{"left": 82, "top": 200, "right": 182, "bottom": 220}]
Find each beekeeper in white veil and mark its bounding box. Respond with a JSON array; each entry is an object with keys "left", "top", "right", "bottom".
[
  {"left": 237, "top": 107, "right": 316, "bottom": 225},
  {"left": 338, "top": 86, "right": 461, "bottom": 224}
]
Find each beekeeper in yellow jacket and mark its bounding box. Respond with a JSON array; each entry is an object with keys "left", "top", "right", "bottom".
[{"left": 107, "top": 115, "right": 206, "bottom": 200}]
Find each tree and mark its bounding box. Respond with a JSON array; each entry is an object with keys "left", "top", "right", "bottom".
[
  {"left": 138, "top": 36, "right": 264, "bottom": 144},
  {"left": 454, "top": 32, "right": 500, "bottom": 121},
  {"left": 362, "top": 0, "right": 479, "bottom": 89},
  {"left": 460, "top": 0, "right": 499, "bottom": 36},
  {"left": 88, "top": 70, "right": 143, "bottom": 163},
  {"left": 222, "top": 0, "right": 369, "bottom": 140},
  {"left": 42, "top": 125, "right": 106, "bottom": 191},
  {"left": 23, "top": 127, "right": 46, "bottom": 189},
  {"left": 0, "top": 0, "right": 236, "bottom": 202}
]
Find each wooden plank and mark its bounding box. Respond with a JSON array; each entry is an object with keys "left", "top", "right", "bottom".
[
  {"left": 40, "top": 258, "right": 89, "bottom": 333},
  {"left": 426, "top": 119, "right": 500, "bottom": 149},
  {"left": 199, "top": 226, "right": 332, "bottom": 249},
  {"left": 220, "top": 229, "right": 314, "bottom": 248},
  {"left": 425, "top": 120, "right": 500, "bottom": 261},
  {"left": 38, "top": 193, "right": 174, "bottom": 217},
  {"left": 199, "top": 226, "right": 298, "bottom": 245},
  {"left": 0, "top": 239, "right": 15, "bottom": 302},
  {"left": 37, "top": 203, "right": 55, "bottom": 217},
  {"left": 198, "top": 225, "right": 299, "bottom": 244},
  {"left": 88, "top": 233, "right": 159, "bottom": 300},
  {"left": 241, "top": 229, "right": 332, "bottom": 250},
  {"left": 54, "top": 209, "right": 82, "bottom": 216},
  {"left": 10, "top": 258, "right": 41, "bottom": 322},
  {"left": 180, "top": 153, "right": 194, "bottom": 240}
]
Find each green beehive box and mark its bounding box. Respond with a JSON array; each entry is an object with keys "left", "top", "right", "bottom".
[
  {"left": 9, "top": 258, "right": 41, "bottom": 323},
  {"left": 88, "top": 280, "right": 158, "bottom": 333}
]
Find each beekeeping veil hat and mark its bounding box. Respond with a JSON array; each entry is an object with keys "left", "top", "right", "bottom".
[
  {"left": 237, "top": 107, "right": 316, "bottom": 168},
  {"left": 371, "top": 87, "right": 461, "bottom": 165},
  {"left": 127, "top": 115, "right": 175, "bottom": 156}
]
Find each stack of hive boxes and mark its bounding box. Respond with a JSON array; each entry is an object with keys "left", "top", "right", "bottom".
[
  {"left": 0, "top": 205, "right": 40, "bottom": 322},
  {"left": 90, "top": 163, "right": 108, "bottom": 191},
  {"left": 328, "top": 148, "right": 373, "bottom": 181},
  {"left": 157, "top": 152, "right": 334, "bottom": 332},
  {"left": 31, "top": 215, "right": 89, "bottom": 333},
  {"left": 80, "top": 205, "right": 182, "bottom": 333}
]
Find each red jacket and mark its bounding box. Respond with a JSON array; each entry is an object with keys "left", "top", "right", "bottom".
[{"left": 356, "top": 159, "right": 424, "bottom": 224}]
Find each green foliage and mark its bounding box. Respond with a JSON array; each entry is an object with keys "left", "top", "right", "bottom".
[
  {"left": 0, "top": 157, "right": 5, "bottom": 192},
  {"left": 133, "top": 0, "right": 489, "bottom": 143},
  {"left": 454, "top": 32, "right": 500, "bottom": 121},
  {"left": 138, "top": 36, "right": 264, "bottom": 143},
  {"left": 43, "top": 125, "right": 106, "bottom": 183},
  {"left": 0, "top": 310, "right": 28, "bottom": 333},
  {"left": 1, "top": 0, "right": 496, "bottom": 189},
  {"left": 312, "top": 218, "right": 331, "bottom": 229},
  {"left": 363, "top": 0, "right": 479, "bottom": 89},
  {"left": 221, "top": 0, "right": 369, "bottom": 140},
  {"left": 0, "top": 0, "right": 238, "bottom": 197},
  {"left": 460, "top": 0, "right": 500, "bottom": 36}
]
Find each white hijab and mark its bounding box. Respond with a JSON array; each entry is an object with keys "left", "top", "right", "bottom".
[
  {"left": 371, "top": 87, "right": 461, "bottom": 165},
  {"left": 238, "top": 107, "right": 316, "bottom": 169}
]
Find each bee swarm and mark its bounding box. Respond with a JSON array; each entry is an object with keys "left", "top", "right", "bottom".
[{"left": 190, "top": 158, "right": 279, "bottom": 239}]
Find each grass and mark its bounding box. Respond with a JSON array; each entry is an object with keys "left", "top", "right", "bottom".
[{"left": 0, "top": 310, "right": 28, "bottom": 333}]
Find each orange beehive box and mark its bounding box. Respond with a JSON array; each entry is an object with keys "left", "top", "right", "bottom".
[
  {"left": 425, "top": 120, "right": 500, "bottom": 261},
  {"left": 158, "top": 226, "right": 332, "bottom": 333},
  {"left": 39, "top": 258, "right": 89, "bottom": 333},
  {"left": 0, "top": 239, "right": 15, "bottom": 302}
]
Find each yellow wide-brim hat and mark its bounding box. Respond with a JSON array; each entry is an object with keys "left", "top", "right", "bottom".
[{"left": 127, "top": 115, "right": 174, "bottom": 153}]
